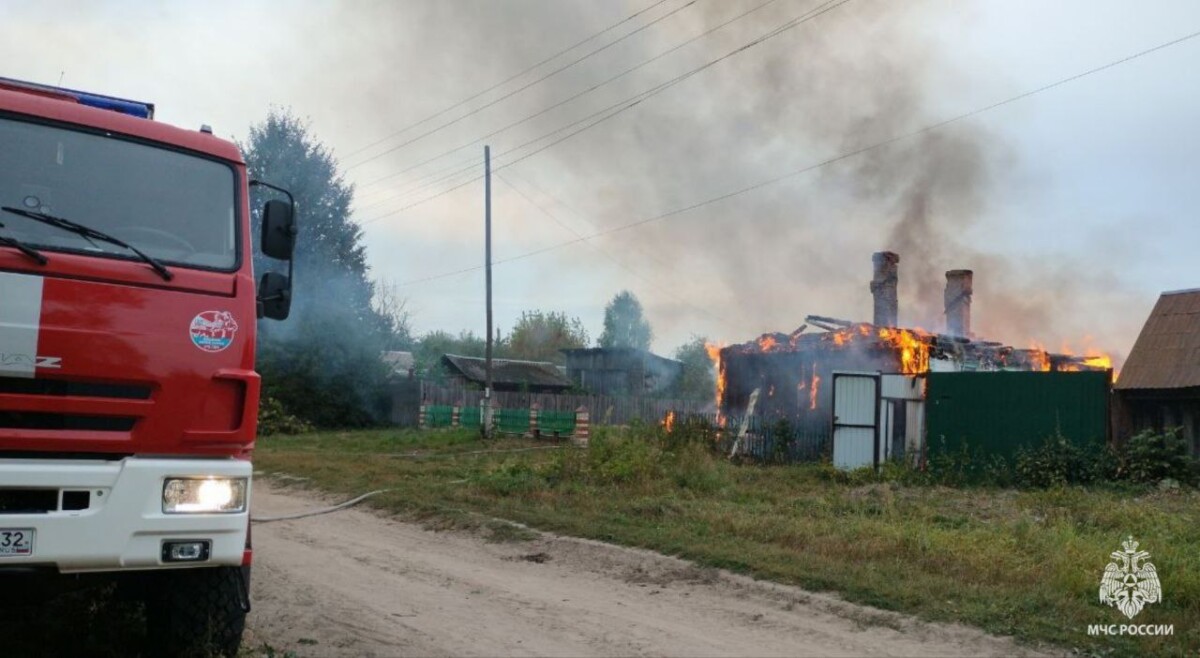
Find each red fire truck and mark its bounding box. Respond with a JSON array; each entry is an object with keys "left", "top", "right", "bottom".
[{"left": 0, "top": 77, "right": 296, "bottom": 655}]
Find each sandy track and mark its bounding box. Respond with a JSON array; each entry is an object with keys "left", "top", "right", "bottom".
[{"left": 246, "top": 483, "right": 1053, "bottom": 657}]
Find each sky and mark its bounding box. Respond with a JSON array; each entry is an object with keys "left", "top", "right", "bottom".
[{"left": 2, "top": 0, "right": 1198, "bottom": 364}]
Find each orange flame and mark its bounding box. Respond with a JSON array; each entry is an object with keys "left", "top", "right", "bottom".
[
  {"left": 1033, "top": 338, "right": 1116, "bottom": 380},
  {"left": 662, "top": 410, "right": 676, "bottom": 433},
  {"left": 815, "top": 324, "right": 932, "bottom": 375},
  {"left": 758, "top": 335, "right": 778, "bottom": 351},
  {"left": 705, "top": 342, "right": 727, "bottom": 423},
  {"left": 809, "top": 365, "right": 820, "bottom": 411},
  {"left": 876, "top": 327, "right": 930, "bottom": 375},
  {"left": 1027, "top": 342, "right": 1052, "bottom": 372}
]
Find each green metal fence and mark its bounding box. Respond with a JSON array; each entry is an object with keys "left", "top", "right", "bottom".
[
  {"left": 495, "top": 408, "right": 530, "bottom": 435},
  {"left": 539, "top": 410, "right": 576, "bottom": 436},
  {"left": 426, "top": 405, "right": 455, "bottom": 428},
  {"left": 925, "top": 371, "right": 1110, "bottom": 460}
]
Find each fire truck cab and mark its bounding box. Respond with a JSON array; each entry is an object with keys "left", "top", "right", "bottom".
[{"left": 0, "top": 77, "right": 294, "bottom": 656}]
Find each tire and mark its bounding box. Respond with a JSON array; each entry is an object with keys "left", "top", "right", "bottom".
[{"left": 145, "top": 566, "right": 249, "bottom": 658}]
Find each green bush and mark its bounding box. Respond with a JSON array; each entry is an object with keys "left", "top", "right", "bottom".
[
  {"left": 257, "top": 395, "right": 314, "bottom": 436},
  {"left": 1120, "top": 428, "right": 1198, "bottom": 485},
  {"left": 476, "top": 460, "right": 547, "bottom": 495},
  {"left": 587, "top": 431, "right": 663, "bottom": 485},
  {"left": 1014, "top": 434, "right": 1104, "bottom": 488},
  {"left": 923, "top": 439, "right": 990, "bottom": 487}
]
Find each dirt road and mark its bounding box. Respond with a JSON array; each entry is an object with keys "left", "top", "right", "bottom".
[{"left": 246, "top": 483, "right": 1053, "bottom": 657}]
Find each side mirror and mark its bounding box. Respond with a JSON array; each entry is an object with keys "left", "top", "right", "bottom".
[
  {"left": 261, "top": 199, "right": 296, "bottom": 260},
  {"left": 258, "top": 272, "right": 292, "bottom": 320}
]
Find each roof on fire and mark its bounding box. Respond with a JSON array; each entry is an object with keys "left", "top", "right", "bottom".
[
  {"left": 440, "top": 354, "right": 573, "bottom": 389},
  {"left": 1115, "top": 289, "right": 1200, "bottom": 390}
]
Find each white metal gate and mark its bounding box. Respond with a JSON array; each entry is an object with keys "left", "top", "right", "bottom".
[{"left": 832, "top": 372, "right": 880, "bottom": 470}]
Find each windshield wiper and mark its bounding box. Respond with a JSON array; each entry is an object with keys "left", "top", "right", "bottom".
[
  {"left": 0, "top": 223, "right": 49, "bottom": 266},
  {"left": 1, "top": 206, "right": 172, "bottom": 281}
]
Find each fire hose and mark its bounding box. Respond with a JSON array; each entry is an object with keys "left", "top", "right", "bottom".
[{"left": 250, "top": 489, "right": 391, "bottom": 524}]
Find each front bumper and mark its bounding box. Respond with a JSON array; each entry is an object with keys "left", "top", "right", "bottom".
[{"left": 0, "top": 457, "right": 250, "bottom": 573}]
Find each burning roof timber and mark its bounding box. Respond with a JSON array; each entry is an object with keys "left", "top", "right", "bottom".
[{"left": 708, "top": 253, "right": 1113, "bottom": 420}]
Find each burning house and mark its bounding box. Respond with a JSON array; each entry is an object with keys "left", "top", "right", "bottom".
[{"left": 711, "top": 253, "right": 1113, "bottom": 447}]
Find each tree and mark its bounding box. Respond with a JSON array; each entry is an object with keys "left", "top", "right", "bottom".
[
  {"left": 413, "top": 329, "right": 496, "bottom": 380},
  {"left": 673, "top": 335, "right": 716, "bottom": 402},
  {"left": 373, "top": 279, "right": 415, "bottom": 352},
  {"left": 508, "top": 311, "right": 589, "bottom": 364},
  {"left": 598, "top": 290, "right": 652, "bottom": 350},
  {"left": 241, "top": 109, "right": 391, "bottom": 427}
]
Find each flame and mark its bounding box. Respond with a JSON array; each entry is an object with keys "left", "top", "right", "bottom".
[
  {"left": 1027, "top": 342, "right": 1052, "bottom": 372},
  {"left": 809, "top": 365, "right": 820, "bottom": 410},
  {"left": 1068, "top": 336, "right": 1116, "bottom": 376},
  {"left": 803, "top": 324, "right": 935, "bottom": 375},
  {"left": 758, "top": 335, "right": 778, "bottom": 351},
  {"left": 705, "top": 342, "right": 727, "bottom": 423},
  {"left": 876, "top": 327, "right": 930, "bottom": 375},
  {"left": 662, "top": 411, "right": 676, "bottom": 433},
  {"left": 1034, "top": 337, "right": 1117, "bottom": 380}
]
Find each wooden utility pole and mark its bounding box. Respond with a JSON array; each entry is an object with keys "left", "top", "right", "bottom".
[{"left": 483, "top": 145, "right": 494, "bottom": 438}]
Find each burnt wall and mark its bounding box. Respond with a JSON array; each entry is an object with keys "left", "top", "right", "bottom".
[{"left": 720, "top": 347, "right": 901, "bottom": 430}]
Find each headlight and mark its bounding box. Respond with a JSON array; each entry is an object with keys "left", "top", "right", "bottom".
[{"left": 162, "top": 477, "right": 247, "bottom": 514}]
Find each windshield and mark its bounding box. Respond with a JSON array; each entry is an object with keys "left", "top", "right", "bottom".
[{"left": 0, "top": 116, "right": 237, "bottom": 270}]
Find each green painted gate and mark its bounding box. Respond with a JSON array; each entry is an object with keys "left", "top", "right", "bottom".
[{"left": 925, "top": 371, "right": 1109, "bottom": 460}]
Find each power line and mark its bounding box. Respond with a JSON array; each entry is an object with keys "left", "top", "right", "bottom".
[
  {"left": 345, "top": 0, "right": 700, "bottom": 172},
  {"left": 497, "top": 172, "right": 742, "bottom": 332},
  {"left": 354, "top": 0, "right": 785, "bottom": 196},
  {"left": 340, "top": 0, "right": 673, "bottom": 163},
  {"left": 355, "top": 0, "right": 834, "bottom": 214},
  {"left": 501, "top": 168, "right": 676, "bottom": 272},
  {"left": 355, "top": 77, "right": 667, "bottom": 215},
  {"left": 356, "top": 0, "right": 829, "bottom": 212},
  {"left": 359, "top": 86, "right": 657, "bottom": 221},
  {"left": 390, "top": 26, "right": 1200, "bottom": 287},
  {"left": 359, "top": 0, "right": 850, "bottom": 224}
]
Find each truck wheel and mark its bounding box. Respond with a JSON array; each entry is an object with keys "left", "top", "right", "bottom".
[{"left": 146, "top": 566, "right": 249, "bottom": 658}]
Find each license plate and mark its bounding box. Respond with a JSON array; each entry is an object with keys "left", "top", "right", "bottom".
[{"left": 0, "top": 529, "right": 34, "bottom": 557}]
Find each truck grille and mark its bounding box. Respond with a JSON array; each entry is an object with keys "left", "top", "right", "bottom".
[
  {"left": 0, "top": 377, "right": 152, "bottom": 400},
  {"left": 0, "top": 489, "right": 58, "bottom": 514},
  {"left": 0, "top": 489, "right": 91, "bottom": 514},
  {"left": 0, "top": 412, "right": 137, "bottom": 432}
]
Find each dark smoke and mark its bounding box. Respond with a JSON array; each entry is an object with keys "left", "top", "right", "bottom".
[{"left": 328, "top": 0, "right": 1143, "bottom": 362}]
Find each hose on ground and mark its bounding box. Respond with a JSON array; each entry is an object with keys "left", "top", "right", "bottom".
[{"left": 251, "top": 489, "right": 391, "bottom": 524}]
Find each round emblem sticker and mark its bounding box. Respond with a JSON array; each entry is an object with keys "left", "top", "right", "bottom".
[{"left": 189, "top": 311, "right": 239, "bottom": 353}]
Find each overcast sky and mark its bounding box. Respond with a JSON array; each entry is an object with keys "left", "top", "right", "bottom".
[{"left": 3, "top": 0, "right": 1197, "bottom": 363}]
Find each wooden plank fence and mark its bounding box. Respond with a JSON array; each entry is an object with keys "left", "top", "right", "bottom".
[
  {"left": 419, "top": 381, "right": 711, "bottom": 426},
  {"left": 410, "top": 381, "right": 832, "bottom": 464}
]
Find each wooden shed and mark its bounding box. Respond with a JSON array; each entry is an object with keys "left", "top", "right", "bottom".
[
  {"left": 1113, "top": 288, "right": 1200, "bottom": 454},
  {"left": 560, "top": 347, "right": 682, "bottom": 396},
  {"left": 440, "top": 354, "right": 573, "bottom": 394}
]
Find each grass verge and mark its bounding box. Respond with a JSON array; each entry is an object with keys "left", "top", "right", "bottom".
[{"left": 255, "top": 426, "right": 1200, "bottom": 657}]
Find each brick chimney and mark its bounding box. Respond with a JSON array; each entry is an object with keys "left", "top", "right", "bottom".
[
  {"left": 869, "top": 252, "right": 900, "bottom": 327},
  {"left": 944, "top": 269, "right": 973, "bottom": 337}
]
